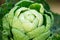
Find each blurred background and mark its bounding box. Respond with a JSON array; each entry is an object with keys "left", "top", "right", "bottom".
[{"left": 46, "top": 0, "right": 60, "bottom": 14}]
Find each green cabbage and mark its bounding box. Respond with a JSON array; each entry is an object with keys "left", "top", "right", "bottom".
[{"left": 2, "top": 0, "right": 54, "bottom": 40}]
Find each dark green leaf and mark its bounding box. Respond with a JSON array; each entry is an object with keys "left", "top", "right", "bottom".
[
  {"left": 32, "top": 0, "right": 50, "bottom": 12},
  {"left": 15, "top": 1, "right": 34, "bottom": 8},
  {"left": 29, "top": 3, "right": 41, "bottom": 12}
]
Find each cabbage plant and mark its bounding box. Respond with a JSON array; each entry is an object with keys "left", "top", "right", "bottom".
[{"left": 2, "top": 0, "right": 54, "bottom": 40}]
